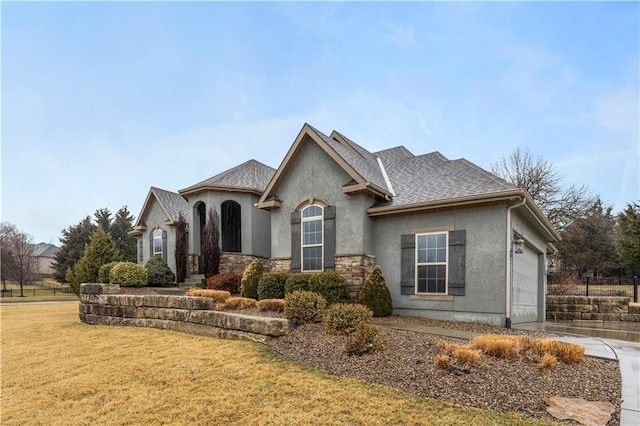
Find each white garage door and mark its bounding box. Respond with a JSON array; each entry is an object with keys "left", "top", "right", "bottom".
[{"left": 512, "top": 246, "right": 539, "bottom": 323}]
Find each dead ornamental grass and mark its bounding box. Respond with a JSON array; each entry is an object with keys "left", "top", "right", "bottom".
[
  {"left": 1, "top": 303, "right": 552, "bottom": 425},
  {"left": 184, "top": 288, "right": 231, "bottom": 303}
]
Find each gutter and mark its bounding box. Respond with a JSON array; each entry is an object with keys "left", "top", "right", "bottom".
[{"left": 505, "top": 196, "right": 526, "bottom": 329}]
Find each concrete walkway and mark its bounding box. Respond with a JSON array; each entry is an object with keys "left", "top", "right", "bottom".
[{"left": 374, "top": 319, "right": 640, "bottom": 426}]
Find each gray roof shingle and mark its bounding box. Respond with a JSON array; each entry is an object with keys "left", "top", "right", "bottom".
[
  {"left": 151, "top": 187, "right": 189, "bottom": 222},
  {"left": 181, "top": 160, "right": 276, "bottom": 194},
  {"left": 33, "top": 243, "right": 59, "bottom": 258}
]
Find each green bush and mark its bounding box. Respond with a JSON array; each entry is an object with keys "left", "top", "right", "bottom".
[
  {"left": 146, "top": 256, "right": 175, "bottom": 287},
  {"left": 285, "top": 273, "right": 313, "bottom": 295},
  {"left": 206, "top": 272, "right": 241, "bottom": 294},
  {"left": 241, "top": 259, "right": 264, "bottom": 299},
  {"left": 309, "top": 271, "right": 350, "bottom": 306},
  {"left": 359, "top": 266, "right": 393, "bottom": 317},
  {"left": 110, "top": 262, "right": 148, "bottom": 287},
  {"left": 257, "top": 272, "right": 289, "bottom": 300},
  {"left": 344, "top": 322, "right": 386, "bottom": 356},
  {"left": 284, "top": 291, "right": 327, "bottom": 325},
  {"left": 324, "top": 303, "right": 373, "bottom": 335},
  {"left": 98, "top": 261, "right": 119, "bottom": 284}
]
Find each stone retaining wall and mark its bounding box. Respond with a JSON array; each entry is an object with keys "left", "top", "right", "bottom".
[
  {"left": 546, "top": 295, "right": 640, "bottom": 322},
  {"left": 79, "top": 283, "right": 290, "bottom": 342}
]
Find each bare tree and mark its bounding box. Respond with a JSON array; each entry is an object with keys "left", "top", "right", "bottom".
[
  {"left": 492, "top": 148, "right": 595, "bottom": 231},
  {"left": 201, "top": 208, "right": 221, "bottom": 277},
  {"left": 1, "top": 222, "right": 36, "bottom": 297}
]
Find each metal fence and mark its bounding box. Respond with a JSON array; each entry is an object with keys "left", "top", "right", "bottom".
[{"left": 547, "top": 272, "right": 639, "bottom": 303}]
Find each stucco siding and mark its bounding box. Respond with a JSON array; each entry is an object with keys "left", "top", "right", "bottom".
[
  {"left": 138, "top": 198, "right": 178, "bottom": 274},
  {"left": 270, "top": 138, "right": 375, "bottom": 259}
]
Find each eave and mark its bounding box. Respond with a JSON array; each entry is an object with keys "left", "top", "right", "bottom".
[{"left": 179, "top": 184, "right": 263, "bottom": 198}]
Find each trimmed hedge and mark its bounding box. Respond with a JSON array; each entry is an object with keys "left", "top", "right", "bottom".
[
  {"left": 98, "top": 261, "right": 119, "bottom": 284},
  {"left": 146, "top": 256, "right": 175, "bottom": 287},
  {"left": 206, "top": 272, "right": 241, "bottom": 294},
  {"left": 344, "top": 322, "right": 385, "bottom": 356},
  {"left": 284, "top": 290, "right": 327, "bottom": 325},
  {"left": 324, "top": 303, "right": 373, "bottom": 335},
  {"left": 309, "top": 271, "right": 350, "bottom": 306},
  {"left": 110, "top": 262, "right": 148, "bottom": 287},
  {"left": 257, "top": 299, "right": 285, "bottom": 313},
  {"left": 241, "top": 259, "right": 264, "bottom": 299},
  {"left": 257, "top": 272, "right": 289, "bottom": 300},
  {"left": 285, "top": 273, "right": 313, "bottom": 295},
  {"left": 359, "top": 266, "right": 393, "bottom": 317}
]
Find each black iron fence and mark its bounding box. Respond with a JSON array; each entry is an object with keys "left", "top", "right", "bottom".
[{"left": 547, "top": 272, "right": 639, "bottom": 303}]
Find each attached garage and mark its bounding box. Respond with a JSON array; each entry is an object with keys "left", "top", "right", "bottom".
[{"left": 512, "top": 245, "right": 541, "bottom": 323}]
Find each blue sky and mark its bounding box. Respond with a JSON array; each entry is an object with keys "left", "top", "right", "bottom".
[{"left": 2, "top": 1, "right": 638, "bottom": 244}]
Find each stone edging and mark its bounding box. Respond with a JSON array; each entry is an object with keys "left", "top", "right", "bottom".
[{"left": 79, "top": 283, "right": 289, "bottom": 342}]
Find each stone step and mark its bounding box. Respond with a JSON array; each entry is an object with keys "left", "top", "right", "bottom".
[
  {"left": 628, "top": 304, "right": 640, "bottom": 315},
  {"left": 153, "top": 288, "right": 188, "bottom": 296}
]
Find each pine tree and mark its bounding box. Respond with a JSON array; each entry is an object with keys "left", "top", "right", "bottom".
[
  {"left": 617, "top": 202, "right": 640, "bottom": 277},
  {"left": 94, "top": 208, "right": 112, "bottom": 234},
  {"left": 53, "top": 216, "right": 96, "bottom": 282},
  {"left": 111, "top": 206, "right": 137, "bottom": 262},
  {"left": 68, "top": 227, "right": 121, "bottom": 295},
  {"left": 359, "top": 265, "right": 393, "bottom": 317}
]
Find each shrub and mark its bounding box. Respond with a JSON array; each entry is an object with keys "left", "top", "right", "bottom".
[
  {"left": 146, "top": 256, "right": 175, "bottom": 287},
  {"left": 285, "top": 273, "right": 313, "bottom": 295},
  {"left": 257, "top": 299, "right": 285, "bottom": 313},
  {"left": 241, "top": 259, "right": 264, "bottom": 299},
  {"left": 344, "top": 322, "right": 385, "bottom": 356},
  {"left": 359, "top": 266, "right": 392, "bottom": 317},
  {"left": 309, "top": 271, "right": 350, "bottom": 306},
  {"left": 324, "top": 303, "right": 373, "bottom": 335},
  {"left": 110, "top": 262, "right": 148, "bottom": 287},
  {"left": 98, "top": 261, "right": 119, "bottom": 284},
  {"left": 258, "top": 272, "right": 289, "bottom": 300},
  {"left": 284, "top": 291, "right": 327, "bottom": 325},
  {"left": 185, "top": 288, "right": 230, "bottom": 303},
  {"left": 206, "top": 273, "right": 241, "bottom": 294},
  {"left": 224, "top": 297, "right": 258, "bottom": 311}
]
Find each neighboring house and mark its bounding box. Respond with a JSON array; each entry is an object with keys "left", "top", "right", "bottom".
[
  {"left": 133, "top": 123, "right": 560, "bottom": 326},
  {"left": 32, "top": 243, "right": 59, "bottom": 278}
]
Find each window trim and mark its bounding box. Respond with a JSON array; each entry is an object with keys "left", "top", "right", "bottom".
[
  {"left": 152, "top": 229, "right": 163, "bottom": 256},
  {"left": 301, "top": 204, "right": 324, "bottom": 272},
  {"left": 415, "top": 232, "right": 448, "bottom": 294}
]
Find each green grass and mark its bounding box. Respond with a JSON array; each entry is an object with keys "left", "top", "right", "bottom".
[
  {"left": 0, "top": 280, "right": 77, "bottom": 302},
  {"left": 0, "top": 303, "right": 555, "bottom": 425}
]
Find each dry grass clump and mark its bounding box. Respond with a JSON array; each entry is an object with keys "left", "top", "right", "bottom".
[
  {"left": 434, "top": 354, "right": 451, "bottom": 370},
  {"left": 185, "top": 288, "right": 231, "bottom": 303},
  {"left": 530, "top": 339, "right": 585, "bottom": 364},
  {"left": 470, "top": 334, "right": 524, "bottom": 358},
  {"left": 538, "top": 353, "right": 558, "bottom": 370},
  {"left": 453, "top": 347, "right": 481, "bottom": 365},
  {"left": 435, "top": 340, "right": 481, "bottom": 370},
  {"left": 436, "top": 340, "right": 463, "bottom": 354},
  {"left": 257, "top": 299, "right": 285, "bottom": 313},
  {"left": 223, "top": 296, "right": 258, "bottom": 310}
]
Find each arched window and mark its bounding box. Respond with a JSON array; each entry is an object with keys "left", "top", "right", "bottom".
[
  {"left": 221, "top": 200, "right": 241, "bottom": 253},
  {"left": 152, "top": 229, "right": 163, "bottom": 256},
  {"left": 302, "top": 205, "right": 323, "bottom": 271}
]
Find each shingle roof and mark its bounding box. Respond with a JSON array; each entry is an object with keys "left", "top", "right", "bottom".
[
  {"left": 32, "top": 243, "right": 59, "bottom": 258},
  {"left": 150, "top": 187, "right": 189, "bottom": 222},
  {"left": 180, "top": 160, "right": 276, "bottom": 195}
]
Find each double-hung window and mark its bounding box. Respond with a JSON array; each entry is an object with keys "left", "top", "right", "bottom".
[
  {"left": 153, "top": 229, "right": 163, "bottom": 257},
  {"left": 416, "top": 232, "right": 448, "bottom": 294},
  {"left": 302, "top": 205, "right": 323, "bottom": 271}
]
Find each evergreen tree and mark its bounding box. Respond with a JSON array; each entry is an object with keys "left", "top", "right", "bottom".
[
  {"left": 359, "top": 266, "right": 393, "bottom": 317},
  {"left": 201, "top": 207, "right": 220, "bottom": 277},
  {"left": 556, "top": 198, "right": 618, "bottom": 274},
  {"left": 175, "top": 213, "right": 188, "bottom": 283},
  {"left": 617, "top": 202, "right": 640, "bottom": 277},
  {"left": 111, "top": 206, "right": 137, "bottom": 262},
  {"left": 53, "top": 216, "right": 96, "bottom": 282},
  {"left": 68, "top": 227, "right": 121, "bottom": 295},
  {"left": 94, "top": 208, "right": 112, "bottom": 234}
]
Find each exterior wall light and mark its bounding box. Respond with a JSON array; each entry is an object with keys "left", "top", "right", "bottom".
[{"left": 511, "top": 234, "right": 524, "bottom": 254}]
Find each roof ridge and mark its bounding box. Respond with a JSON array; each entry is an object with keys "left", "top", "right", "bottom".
[{"left": 455, "top": 158, "right": 516, "bottom": 189}]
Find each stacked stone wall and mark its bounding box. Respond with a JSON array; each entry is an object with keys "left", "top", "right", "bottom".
[
  {"left": 79, "top": 284, "right": 289, "bottom": 342},
  {"left": 546, "top": 295, "right": 640, "bottom": 322},
  {"left": 219, "top": 253, "right": 268, "bottom": 276},
  {"left": 269, "top": 258, "right": 291, "bottom": 273},
  {"left": 335, "top": 255, "right": 376, "bottom": 300}
]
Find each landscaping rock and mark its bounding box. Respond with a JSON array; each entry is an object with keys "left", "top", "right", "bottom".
[{"left": 545, "top": 396, "right": 616, "bottom": 426}]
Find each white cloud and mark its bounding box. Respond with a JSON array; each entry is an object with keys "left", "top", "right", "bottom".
[{"left": 596, "top": 88, "right": 639, "bottom": 137}]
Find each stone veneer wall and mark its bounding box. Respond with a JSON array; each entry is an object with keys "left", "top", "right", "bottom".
[
  {"left": 335, "top": 255, "right": 376, "bottom": 300},
  {"left": 546, "top": 296, "right": 640, "bottom": 322},
  {"left": 269, "top": 258, "right": 291, "bottom": 273},
  {"left": 79, "top": 283, "right": 289, "bottom": 342},
  {"left": 219, "top": 253, "right": 268, "bottom": 276}
]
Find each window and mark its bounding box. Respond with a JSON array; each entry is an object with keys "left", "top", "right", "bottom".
[
  {"left": 302, "top": 205, "right": 323, "bottom": 271},
  {"left": 416, "top": 232, "right": 448, "bottom": 294},
  {"left": 153, "top": 229, "right": 163, "bottom": 256},
  {"left": 221, "top": 200, "right": 241, "bottom": 253}
]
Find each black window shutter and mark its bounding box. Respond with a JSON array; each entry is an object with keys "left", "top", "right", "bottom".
[
  {"left": 138, "top": 239, "right": 143, "bottom": 263},
  {"left": 400, "top": 234, "right": 415, "bottom": 295},
  {"left": 448, "top": 230, "right": 466, "bottom": 296},
  {"left": 162, "top": 230, "right": 168, "bottom": 263},
  {"left": 149, "top": 233, "right": 153, "bottom": 258},
  {"left": 290, "top": 212, "right": 301, "bottom": 273},
  {"left": 323, "top": 206, "right": 336, "bottom": 270}
]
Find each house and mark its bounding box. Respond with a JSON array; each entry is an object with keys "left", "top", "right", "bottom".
[
  {"left": 32, "top": 243, "right": 59, "bottom": 278},
  {"left": 132, "top": 123, "right": 560, "bottom": 326}
]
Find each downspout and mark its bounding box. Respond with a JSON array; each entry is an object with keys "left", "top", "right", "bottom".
[{"left": 505, "top": 196, "right": 526, "bottom": 328}]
